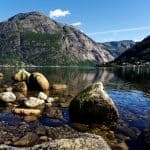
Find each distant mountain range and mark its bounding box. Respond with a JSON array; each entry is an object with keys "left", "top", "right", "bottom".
[
  {"left": 0, "top": 11, "right": 114, "bottom": 66},
  {"left": 99, "top": 40, "right": 135, "bottom": 58},
  {"left": 114, "top": 36, "right": 150, "bottom": 64}
]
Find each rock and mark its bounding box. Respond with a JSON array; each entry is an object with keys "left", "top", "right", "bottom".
[
  {"left": 111, "top": 142, "right": 128, "bottom": 150},
  {"left": 38, "top": 92, "right": 48, "bottom": 100},
  {"left": 35, "top": 126, "right": 47, "bottom": 136},
  {"left": 12, "top": 69, "right": 30, "bottom": 82},
  {"left": 13, "top": 108, "right": 41, "bottom": 116},
  {"left": 45, "top": 107, "right": 63, "bottom": 120},
  {"left": 28, "top": 72, "right": 49, "bottom": 91},
  {"left": 69, "top": 82, "right": 119, "bottom": 126},
  {"left": 13, "top": 81, "right": 28, "bottom": 96},
  {"left": 0, "top": 133, "right": 111, "bottom": 150},
  {"left": 0, "top": 92, "right": 16, "bottom": 102},
  {"left": 24, "top": 115, "right": 38, "bottom": 122},
  {"left": 52, "top": 84, "right": 67, "bottom": 90},
  {"left": 15, "top": 92, "right": 27, "bottom": 101},
  {"left": 13, "top": 132, "right": 39, "bottom": 147},
  {"left": 46, "top": 97, "right": 55, "bottom": 103},
  {"left": 4, "top": 86, "right": 13, "bottom": 92},
  {"left": 24, "top": 97, "right": 45, "bottom": 108},
  {"left": 39, "top": 136, "right": 49, "bottom": 142},
  {"left": 0, "top": 73, "right": 3, "bottom": 78},
  {"left": 139, "top": 129, "right": 150, "bottom": 149}
]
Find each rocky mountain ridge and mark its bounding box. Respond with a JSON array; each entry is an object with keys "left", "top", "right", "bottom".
[{"left": 0, "top": 12, "right": 114, "bottom": 66}]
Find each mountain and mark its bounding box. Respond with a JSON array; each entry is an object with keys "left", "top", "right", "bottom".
[
  {"left": 0, "top": 12, "right": 114, "bottom": 66},
  {"left": 114, "top": 36, "right": 150, "bottom": 64},
  {"left": 99, "top": 40, "right": 135, "bottom": 58}
]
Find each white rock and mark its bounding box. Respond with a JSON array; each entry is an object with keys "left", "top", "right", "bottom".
[
  {"left": 38, "top": 92, "right": 48, "bottom": 100},
  {"left": 46, "top": 97, "right": 55, "bottom": 103},
  {"left": 0, "top": 92, "right": 16, "bottom": 102},
  {"left": 25, "top": 97, "right": 45, "bottom": 108}
]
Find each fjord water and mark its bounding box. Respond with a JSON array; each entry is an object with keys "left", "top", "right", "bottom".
[{"left": 0, "top": 66, "right": 150, "bottom": 148}]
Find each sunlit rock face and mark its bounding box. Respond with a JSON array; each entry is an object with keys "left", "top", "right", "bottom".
[
  {"left": 69, "top": 82, "right": 119, "bottom": 126},
  {"left": 0, "top": 11, "right": 114, "bottom": 66}
]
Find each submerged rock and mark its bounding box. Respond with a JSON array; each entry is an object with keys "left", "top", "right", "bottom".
[
  {"left": 24, "top": 97, "right": 45, "bottom": 108},
  {"left": 12, "top": 69, "right": 30, "bottom": 82},
  {"left": 45, "top": 107, "right": 63, "bottom": 120},
  {"left": 28, "top": 72, "right": 49, "bottom": 91},
  {"left": 0, "top": 92, "right": 16, "bottom": 102},
  {"left": 52, "top": 84, "right": 67, "bottom": 90},
  {"left": 69, "top": 82, "right": 119, "bottom": 126},
  {"left": 13, "top": 108, "right": 41, "bottom": 116},
  {"left": 13, "top": 132, "right": 39, "bottom": 147}
]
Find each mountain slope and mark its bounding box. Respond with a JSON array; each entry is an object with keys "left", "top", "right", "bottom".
[
  {"left": 114, "top": 36, "right": 150, "bottom": 64},
  {"left": 0, "top": 12, "right": 114, "bottom": 66},
  {"left": 99, "top": 40, "right": 135, "bottom": 58}
]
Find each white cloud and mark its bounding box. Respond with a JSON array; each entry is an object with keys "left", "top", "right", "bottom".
[
  {"left": 49, "top": 9, "right": 71, "bottom": 18},
  {"left": 70, "top": 22, "right": 82, "bottom": 26},
  {"left": 88, "top": 26, "right": 150, "bottom": 35}
]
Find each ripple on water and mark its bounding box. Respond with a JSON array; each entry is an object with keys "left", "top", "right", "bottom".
[{"left": 108, "top": 90, "right": 150, "bottom": 130}]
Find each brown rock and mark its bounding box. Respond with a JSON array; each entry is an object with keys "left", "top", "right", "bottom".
[
  {"left": 29, "top": 72, "right": 49, "bottom": 91},
  {"left": 13, "top": 81, "right": 28, "bottom": 96},
  {"left": 13, "top": 132, "right": 39, "bottom": 147},
  {"left": 35, "top": 126, "right": 47, "bottom": 136},
  {"left": 24, "top": 115, "right": 38, "bottom": 122}
]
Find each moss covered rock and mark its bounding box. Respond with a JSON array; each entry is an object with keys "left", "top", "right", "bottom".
[{"left": 69, "top": 82, "right": 119, "bottom": 126}]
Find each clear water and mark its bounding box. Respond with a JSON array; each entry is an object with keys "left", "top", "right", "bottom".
[{"left": 0, "top": 66, "right": 150, "bottom": 149}]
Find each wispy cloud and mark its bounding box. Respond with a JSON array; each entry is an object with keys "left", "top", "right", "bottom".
[
  {"left": 49, "top": 9, "right": 71, "bottom": 18},
  {"left": 88, "top": 26, "right": 150, "bottom": 35},
  {"left": 70, "top": 22, "right": 82, "bottom": 27}
]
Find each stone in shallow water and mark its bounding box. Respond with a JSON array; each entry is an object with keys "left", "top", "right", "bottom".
[
  {"left": 69, "top": 82, "right": 119, "bottom": 126},
  {"left": 38, "top": 92, "right": 48, "bottom": 100},
  {"left": 0, "top": 92, "right": 16, "bottom": 102},
  {"left": 28, "top": 72, "right": 49, "bottom": 91},
  {"left": 52, "top": 84, "right": 67, "bottom": 90},
  {"left": 13, "top": 132, "right": 39, "bottom": 147},
  {"left": 25, "top": 97, "right": 45, "bottom": 108},
  {"left": 13, "top": 81, "right": 28, "bottom": 96},
  {"left": 13, "top": 108, "right": 41, "bottom": 116}
]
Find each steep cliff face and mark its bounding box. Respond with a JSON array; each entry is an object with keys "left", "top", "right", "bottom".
[
  {"left": 0, "top": 12, "right": 114, "bottom": 66},
  {"left": 115, "top": 36, "right": 150, "bottom": 64}
]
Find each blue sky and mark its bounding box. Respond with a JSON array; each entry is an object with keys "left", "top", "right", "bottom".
[{"left": 0, "top": 0, "right": 150, "bottom": 42}]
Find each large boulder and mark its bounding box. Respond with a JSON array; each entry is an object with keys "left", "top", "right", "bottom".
[
  {"left": 69, "top": 82, "right": 119, "bottom": 125},
  {"left": 0, "top": 92, "right": 16, "bottom": 103},
  {"left": 28, "top": 72, "right": 49, "bottom": 91},
  {"left": 12, "top": 69, "right": 30, "bottom": 82}
]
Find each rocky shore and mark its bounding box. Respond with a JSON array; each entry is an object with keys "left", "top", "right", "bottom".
[{"left": 0, "top": 69, "right": 144, "bottom": 150}]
